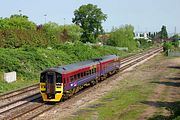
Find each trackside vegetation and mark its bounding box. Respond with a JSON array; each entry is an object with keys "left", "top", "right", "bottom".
[
  {"left": 106, "top": 25, "right": 138, "bottom": 51},
  {"left": 0, "top": 42, "right": 129, "bottom": 93},
  {"left": 163, "top": 34, "right": 180, "bottom": 55},
  {"left": 0, "top": 14, "right": 83, "bottom": 48}
]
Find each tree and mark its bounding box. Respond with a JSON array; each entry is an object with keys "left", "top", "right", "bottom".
[
  {"left": 0, "top": 14, "right": 36, "bottom": 30},
  {"left": 43, "top": 22, "right": 82, "bottom": 43},
  {"left": 160, "top": 25, "right": 168, "bottom": 39},
  {"left": 171, "top": 34, "right": 180, "bottom": 47},
  {"left": 107, "top": 25, "right": 137, "bottom": 51},
  {"left": 171, "top": 34, "right": 180, "bottom": 39},
  {"left": 72, "top": 4, "right": 107, "bottom": 43}
]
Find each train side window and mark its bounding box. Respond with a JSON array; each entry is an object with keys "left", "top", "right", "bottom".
[
  {"left": 84, "top": 72, "right": 86, "bottom": 77},
  {"left": 81, "top": 72, "right": 83, "bottom": 78},
  {"left": 86, "top": 71, "right": 89, "bottom": 76},
  {"left": 89, "top": 70, "right": 91, "bottom": 75},
  {"left": 78, "top": 73, "right": 81, "bottom": 79},
  {"left": 74, "top": 75, "right": 77, "bottom": 80},
  {"left": 91, "top": 69, "right": 93, "bottom": 74},
  {"left": 92, "top": 68, "right": 96, "bottom": 74},
  {"left": 70, "top": 76, "right": 74, "bottom": 82}
]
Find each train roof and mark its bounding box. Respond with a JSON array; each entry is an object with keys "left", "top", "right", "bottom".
[
  {"left": 41, "top": 54, "right": 119, "bottom": 74},
  {"left": 100, "top": 54, "right": 118, "bottom": 62},
  {"left": 41, "top": 59, "right": 99, "bottom": 74}
]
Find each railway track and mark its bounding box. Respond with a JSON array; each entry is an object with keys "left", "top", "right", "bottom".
[
  {"left": 121, "top": 47, "right": 160, "bottom": 64},
  {"left": 0, "top": 47, "right": 163, "bottom": 120},
  {"left": 0, "top": 84, "right": 39, "bottom": 111},
  {"left": 0, "top": 84, "right": 39, "bottom": 100}
]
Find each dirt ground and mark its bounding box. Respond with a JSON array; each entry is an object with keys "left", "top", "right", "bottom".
[
  {"left": 138, "top": 57, "right": 180, "bottom": 120},
  {"left": 35, "top": 54, "right": 180, "bottom": 120}
]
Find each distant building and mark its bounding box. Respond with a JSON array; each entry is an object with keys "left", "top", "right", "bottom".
[{"left": 134, "top": 32, "right": 149, "bottom": 40}]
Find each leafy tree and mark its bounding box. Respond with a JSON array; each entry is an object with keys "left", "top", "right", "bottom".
[
  {"left": 43, "top": 22, "right": 82, "bottom": 43},
  {"left": 107, "top": 25, "right": 137, "bottom": 51},
  {"left": 163, "top": 41, "right": 173, "bottom": 54},
  {"left": 136, "top": 38, "right": 152, "bottom": 48},
  {"left": 64, "top": 24, "right": 82, "bottom": 42},
  {"left": 171, "top": 34, "right": 180, "bottom": 47},
  {"left": 72, "top": 4, "right": 107, "bottom": 43},
  {"left": 171, "top": 34, "right": 180, "bottom": 39},
  {"left": 0, "top": 14, "right": 36, "bottom": 30},
  {"left": 160, "top": 25, "right": 168, "bottom": 39}
]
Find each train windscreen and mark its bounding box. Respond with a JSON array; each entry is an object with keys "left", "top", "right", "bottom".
[
  {"left": 46, "top": 72, "right": 55, "bottom": 94},
  {"left": 40, "top": 73, "right": 46, "bottom": 82},
  {"left": 56, "top": 73, "right": 62, "bottom": 83},
  {"left": 47, "top": 73, "right": 54, "bottom": 84}
]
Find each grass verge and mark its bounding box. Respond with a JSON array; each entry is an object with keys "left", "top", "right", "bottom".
[{"left": 67, "top": 55, "right": 171, "bottom": 120}]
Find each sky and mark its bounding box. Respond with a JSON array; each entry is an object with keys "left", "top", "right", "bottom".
[{"left": 0, "top": 0, "right": 180, "bottom": 33}]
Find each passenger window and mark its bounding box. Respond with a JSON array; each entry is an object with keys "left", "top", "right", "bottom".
[
  {"left": 84, "top": 72, "right": 86, "bottom": 77},
  {"left": 78, "top": 73, "right": 81, "bottom": 79},
  {"left": 70, "top": 76, "right": 74, "bottom": 82},
  {"left": 74, "top": 75, "right": 77, "bottom": 80},
  {"left": 86, "top": 71, "right": 89, "bottom": 76},
  {"left": 81, "top": 73, "right": 83, "bottom": 78},
  {"left": 92, "top": 68, "right": 95, "bottom": 74},
  {"left": 89, "top": 70, "right": 91, "bottom": 75}
]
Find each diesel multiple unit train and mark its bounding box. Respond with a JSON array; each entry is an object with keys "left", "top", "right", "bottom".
[{"left": 40, "top": 55, "right": 120, "bottom": 102}]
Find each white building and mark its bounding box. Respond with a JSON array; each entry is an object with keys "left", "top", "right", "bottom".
[{"left": 134, "top": 32, "right": 149, "bottom": 40}]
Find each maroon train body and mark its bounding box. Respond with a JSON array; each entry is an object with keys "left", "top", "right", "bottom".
[{"left": 40, "top": 55, "right": 120, "bottom": 102}]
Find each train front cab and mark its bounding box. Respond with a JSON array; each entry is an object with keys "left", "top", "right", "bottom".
[{"left": 40, "top": 72, "right": 63, "bottom": 102}]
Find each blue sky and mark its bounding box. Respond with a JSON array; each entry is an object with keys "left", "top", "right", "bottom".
[{"left": 0, "top": 0, "right": 180, "bottom": 33}]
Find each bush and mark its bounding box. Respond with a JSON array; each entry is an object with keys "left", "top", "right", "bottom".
[
  {"left": 0, "top": 15, "right": 83, "bottom": 48},
  {"left": 163, "top": 42, "right": 173, "bottom": 51},
  {"left": 172, "top": 40, "right": 179, "bottom": 48},
  {"left": 136, "top": 38, "right": 153, "bottom": 49},
  {"left": 0, "top": 14, "right": 36, "bottom": 30},
  {"left": 0, "top": 43, "right": 120, "bottom": 80},
  {"left": 107, "top": 25, "right": 137, "bottom": 51}
]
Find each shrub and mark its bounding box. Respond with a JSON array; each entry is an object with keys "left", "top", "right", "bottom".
[
  {"left": 107, "top": 25, "right": 137, "bottom": 51},
  {"left": 136, "top": 38, "right": 153, "bottom": 49},
  {"left": 163, "top": 42, "right": 173, "bottom": 51},
  {"left": 0, "top": 43, "right": 120, "bottom": 80}
]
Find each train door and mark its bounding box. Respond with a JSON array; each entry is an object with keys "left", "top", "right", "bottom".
[{"left": 46, "top": 72, "right": 56, "bottom": 94}]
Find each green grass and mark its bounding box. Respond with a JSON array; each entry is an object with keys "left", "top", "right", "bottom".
[
  {"left": 68, "top": 78, "right": 156, "bottom": 120},
  {"left": 0, "top": 78, "right": 38, "bottom": 94}
]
